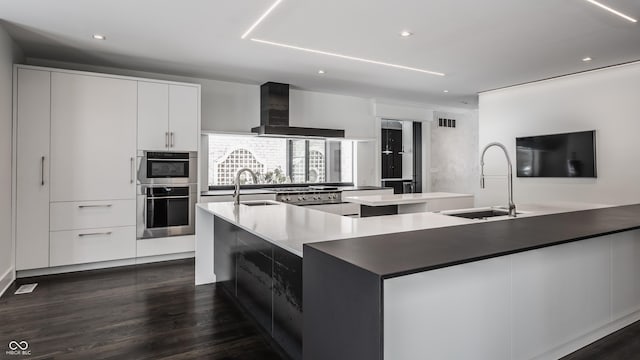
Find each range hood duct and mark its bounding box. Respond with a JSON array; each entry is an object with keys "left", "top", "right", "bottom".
[{"left": 251, "top": 82, "right": 345, "bottom": 138}]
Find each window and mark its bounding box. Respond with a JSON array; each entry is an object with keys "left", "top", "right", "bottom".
[{"left": 207, "top": 134, "right": 354, "bottom": 187}]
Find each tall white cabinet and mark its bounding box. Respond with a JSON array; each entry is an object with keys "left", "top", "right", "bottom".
[
  {"left": 15, "top": 68, "right": 51, "bottom": 271},
  {"left": 50, "top": 73, "right": 137, "bottom": 201},
  {"left": 13, "top": 65, "right": 201, "bottom": 273},
  {"left": 138, "top": 81, "right": 199, "bottom": 151}
]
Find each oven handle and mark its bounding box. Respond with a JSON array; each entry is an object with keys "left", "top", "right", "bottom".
[
  {"left": 147, "top": 196, "right": 191, "bottom": 200},
  {"left": 145, "top": 158, "right": 190, "bottom": 162}
]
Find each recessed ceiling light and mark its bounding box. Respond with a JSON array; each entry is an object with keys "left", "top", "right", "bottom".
[
  {"left": 251, "top": 38, "right": 445, "bottom": 76},
  {"left": 582, "top": 57, "right": 592, "bottom": 62},
  {"left": 92, "top": 34, "right": 106, "bottom": 40},
  {"left": 584, "top": 0, "right": 637, "bottom": 23},
  {"left": 400, "top": 31, "right": 413, "bottom": 37},
  {"left": 318, "top": 69, "right": 326, "bottom": 75},
  {"left": 241, "top": 0, "right": 284, "bottom": 39},
  {"left": 443, "top": 90, "right": 449, "bottom": 93}
]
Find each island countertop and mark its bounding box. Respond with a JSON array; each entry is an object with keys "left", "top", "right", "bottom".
[
  {"left": 196, "top": 201, "right": 608, "bottom": 257},
  {"left": 344, "top": 192, "right": 473, "bottom": 206},
  {"left": 196, "top": 201, "right": 476, "bottom": 256},
  {"left": 307, "top": 203, "right": 640, "bottom": 279}
]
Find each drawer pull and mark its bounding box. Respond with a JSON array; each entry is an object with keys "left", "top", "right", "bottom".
[
  {"left": 78, "top": 231, "right": 112, "bottom": 237},
  {"left": 78, "top": 204, "right": 113, "bottom": 209}
]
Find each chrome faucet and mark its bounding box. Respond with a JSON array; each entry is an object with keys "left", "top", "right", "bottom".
[
  {"left": 480, "top": 142, "right": 516, "bottom": 217},
  {"left": 234, "top": 168, "right": 258, "bottom": 206}
]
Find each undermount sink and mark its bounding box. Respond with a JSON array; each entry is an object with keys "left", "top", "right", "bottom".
[
  {"left": 442, "top": 208, "right": 523, "bottom": 220},
  {"left": 241, "top": 200, "right": 281, "bottom": 207}
]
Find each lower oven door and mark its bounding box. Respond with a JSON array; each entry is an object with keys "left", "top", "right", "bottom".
[{"left": 137, "top": 184, "right": 196, "bottom": 239}]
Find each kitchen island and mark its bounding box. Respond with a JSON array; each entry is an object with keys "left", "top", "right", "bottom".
[
  {"left": 344, "top": 191, "right": 474, "bottom": 217},
  {"left": 195, "top": 201, "right": 640, "bottom": 360}
]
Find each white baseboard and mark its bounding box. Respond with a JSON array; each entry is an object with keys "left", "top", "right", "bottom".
[
  {"left": 0, "top": 267, "right": 15, "bottom": 298},
  {"left": 16, "top": 252, "right": 194, "bottom": 278},
  {"left": 538, "top": 309, "right": 640, "bottom": 360}
]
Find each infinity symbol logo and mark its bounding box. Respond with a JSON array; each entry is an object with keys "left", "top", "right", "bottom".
[{"left": 8, "top": 341, "right": 29, "bottom": 351}]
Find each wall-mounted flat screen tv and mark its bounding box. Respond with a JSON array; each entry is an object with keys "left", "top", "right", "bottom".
[{"left": 516, "top": 130, "right": 596, "bottom": 177}]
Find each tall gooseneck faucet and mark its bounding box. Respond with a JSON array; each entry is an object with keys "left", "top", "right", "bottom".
[
  {"left": 234, "top": 168, "right": 258, "bottom": 206},
  {"left": 480, "top": 142, "right": 516, "bottom": 217}
]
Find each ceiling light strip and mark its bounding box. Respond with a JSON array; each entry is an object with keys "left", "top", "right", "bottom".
[
  {"left": 241, "top": 0, "right": 285, "bottom": 39},
  {"left": 251, "top": 38, "right": 445, "bottom": 76},
  {"left": 584, "top": 0, "right": 637, "bottom": 23}
]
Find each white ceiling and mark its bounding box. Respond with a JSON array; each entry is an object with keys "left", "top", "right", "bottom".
[{"left": 1, "top": 0, "right": 639, "bottom": 109}]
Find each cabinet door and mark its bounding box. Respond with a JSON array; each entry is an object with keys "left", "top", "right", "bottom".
[
  {"left": 16, "top": 68, "right": 51, "bottom": 270},
  {"left": 236, "top": 229, "right": 273, "bottom": 334},
  {"left": 168, "top": 85, "right": 199, "bottom": 151},
  {"left": 138, "top": 81, "right": 169, "bottom": 151},
  {"left": 50, "top": 73, "right": 137, "bottom": 202}
]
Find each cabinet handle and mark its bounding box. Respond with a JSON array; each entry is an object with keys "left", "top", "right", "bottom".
[
  {"left": 78, "top": 231, "right": 112, "bottom": 237},
  {"left": 41, "top": 156, "right": 45, "bottom": 186},
  {"left": 78, "top": 204, "right": 112, "bottom": 209},
  {"left": 165, "top": 132, "right": 169, "bottom": 148},
  {"left": 130, "top": 157, "right": 135, "bottom": 184},
  {"left": 170, "top": 132, "right": 175, "bottom": 147}
]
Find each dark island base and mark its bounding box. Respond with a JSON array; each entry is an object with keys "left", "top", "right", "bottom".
[
  {"left": 360, "top": 204, "right": 398, "bottom": 217},
  {"left": 214, "top": 216, "right": 303, "bottom": 360}
]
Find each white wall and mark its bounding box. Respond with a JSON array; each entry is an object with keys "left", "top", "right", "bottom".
[
  {"left": 430, "top": 110, "right": 479, "bottom": 197},
  {"left": 478, "top": 61, "right": 640, "bottom": 207},
  {"left": 0, "top": 25, "right": 23, "bottom": 296}
]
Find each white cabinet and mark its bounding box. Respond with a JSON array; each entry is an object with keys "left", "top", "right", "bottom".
[
  {"left": 138, "top": 82, "right": 199, "bottom": 151},
  {"left": 14, "top": 65, "right": 201, "bottom": 272},
  {"left": 50, "top": 200, "right": 136, "bottom": 231},
  {"left": 50, "top": 72, "right": 137, "bottom": 202},
  {"left": 50, "top": 226, "right": 136, "bottom": 266},
  {"left": 169, "top": 85, "right": 199, "bottom": 151},
  {"left": 137, "top": 81, "right": 169, "bottom": 151},
  {"left": 15, "top": 68, "right": 51, "bottom": 271}
]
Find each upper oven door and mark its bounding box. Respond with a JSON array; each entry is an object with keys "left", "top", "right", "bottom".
[{"left": 138, "top": 151, "right": 197, "bottom": 185}]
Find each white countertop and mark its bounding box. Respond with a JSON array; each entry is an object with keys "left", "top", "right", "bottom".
[
  {"left": 196, "top": 200, "right": 610, "bottom": 257},
  {"left": 344, "top": 192, "right": 473, "bottom": 206}
]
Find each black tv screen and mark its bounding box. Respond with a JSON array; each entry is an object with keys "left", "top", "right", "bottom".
[{"left": 516, "top": 130, "right": 596, "bottom": 178}]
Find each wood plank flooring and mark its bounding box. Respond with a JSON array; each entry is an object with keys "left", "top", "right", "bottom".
[
  {"left": 0, "top": 259, "right": 283, "bottom": 360},
  {"left": 1, "top": 258, "right": 639, "bottom": 359}
]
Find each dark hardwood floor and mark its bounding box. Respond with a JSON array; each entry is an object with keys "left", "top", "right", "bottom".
[
  {"left": 2, "top": 258, "right": 640, "bottom": 359},
  {"left": 0, "top": 259, "right": 283, "bottom": 360}
]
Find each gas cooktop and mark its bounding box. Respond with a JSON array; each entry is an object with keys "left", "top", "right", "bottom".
[{"left": 269, "top": 186, "right": 342, "bottom": 205}]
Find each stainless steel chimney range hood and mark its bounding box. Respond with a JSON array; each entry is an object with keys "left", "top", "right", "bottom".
[{"left": 251, "top": 82, "right": 345, "bottom": 138}]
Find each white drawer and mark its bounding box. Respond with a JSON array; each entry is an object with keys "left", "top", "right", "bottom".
[
  {"left": 50, "top": 226, "right": 136, "bottom": 266},
  {"left": 50, "top": 200, "right": 135, "bottom": 231},
  {"left": 136, "top": 235, "right": 195, "bottom": 257}
]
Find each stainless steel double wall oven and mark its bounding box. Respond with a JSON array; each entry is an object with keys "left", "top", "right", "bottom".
[{"left": 136, "top": 151, "right": 197, "bottom": 239}]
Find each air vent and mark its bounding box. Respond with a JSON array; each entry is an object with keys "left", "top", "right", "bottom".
[
  {"left": 438, "top": 118, "right": 456, "bottom": 128},
  {"left": 15, "top": 283, "right": 38, "bottom": 295}
]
